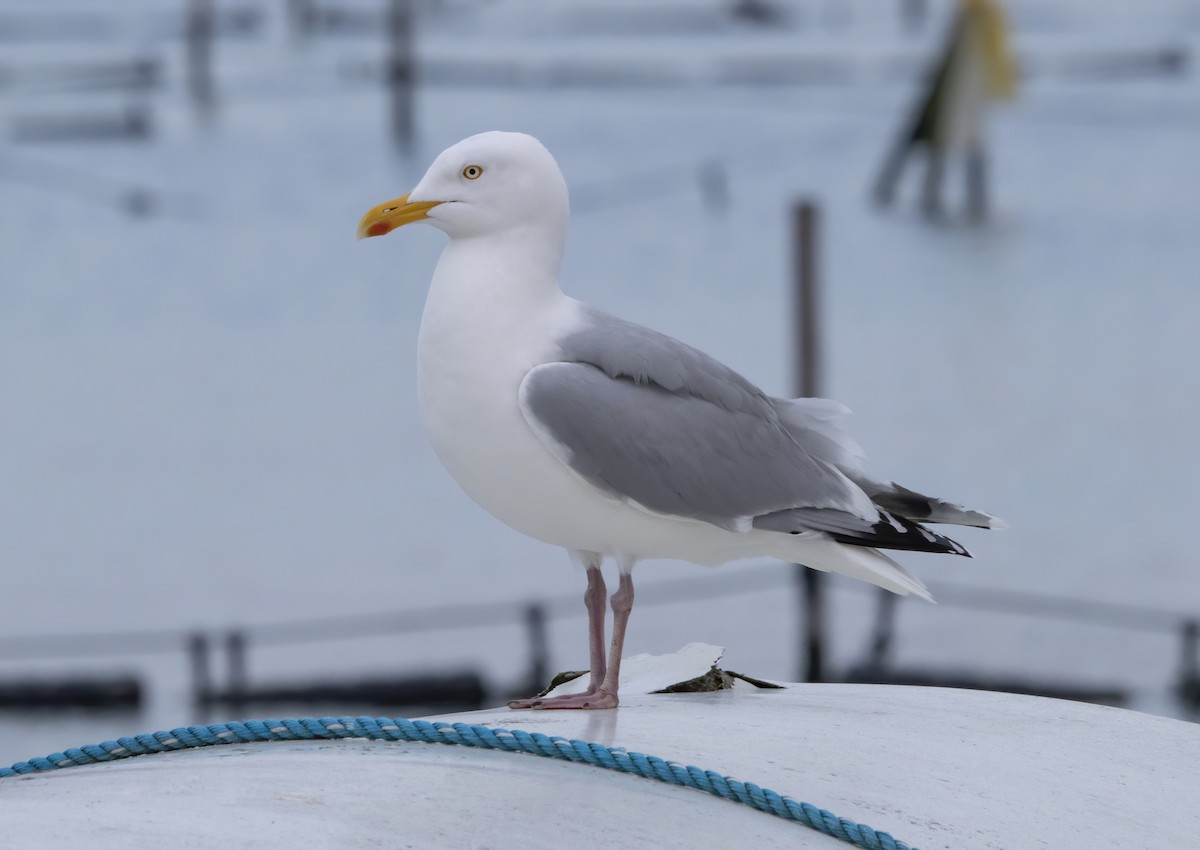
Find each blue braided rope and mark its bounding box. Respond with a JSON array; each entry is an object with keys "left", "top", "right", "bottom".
[{"left": 1, "top": 716, "right": 915, "bottom": 850}]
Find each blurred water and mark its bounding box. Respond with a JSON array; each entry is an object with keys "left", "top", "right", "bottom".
[{"left": 2, "top": 0, "right": 1199, "bottom": 762}]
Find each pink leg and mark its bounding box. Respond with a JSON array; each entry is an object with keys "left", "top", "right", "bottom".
[
  {"left": 582, "top": 566, "right": 608, "bottom": 689},
  {"left": 509, "top": 560, "right": 607, "bottom": 709},
  {"left": 528, "top": 570, "right": 633, "bottom": 711}
]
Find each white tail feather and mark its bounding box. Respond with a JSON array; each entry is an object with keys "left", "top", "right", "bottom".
[{"left": 793, "top": 538, "right": 934, "bottom": 602}]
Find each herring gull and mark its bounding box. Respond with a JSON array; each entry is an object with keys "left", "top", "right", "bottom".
[{"left": 358, "top": 131, "right": 1002, "bottom": 710}]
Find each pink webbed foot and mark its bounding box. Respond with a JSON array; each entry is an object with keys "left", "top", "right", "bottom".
[
  {"left": 509, "top": 689, "right": 618, "bottom": 710},
  {"left": 507, "top": 687, "right": 589, "bottom": 709},
  {"left": 506, "top": 558, "right": 629, "bottom": 711}
]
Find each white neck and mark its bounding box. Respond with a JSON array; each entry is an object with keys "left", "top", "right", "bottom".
[
  {"left": 417, "top": 221, "right": 576, "bottom": 401},
  {"left": 424, "top": 221, "right": 567, "bottom": 324}
]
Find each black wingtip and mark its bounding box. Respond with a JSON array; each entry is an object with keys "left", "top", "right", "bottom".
[{"left": 829, "top": 511, "right": 973, "bottom": 556}]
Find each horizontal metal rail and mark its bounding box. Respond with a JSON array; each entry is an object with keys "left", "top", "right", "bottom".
[{"left": 0, "top": 566, "right": 1192, "bottom": 661}]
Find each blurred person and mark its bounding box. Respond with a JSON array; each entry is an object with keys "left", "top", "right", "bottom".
[{"left": 873, "top": 0, "right": 1017, "bottom": 221}]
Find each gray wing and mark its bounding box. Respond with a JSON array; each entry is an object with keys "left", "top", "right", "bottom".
[
  {"left": 520, "top": 309, "right": 877, "bottom": 531},
  {"left": 523, "top": 308, "right": 976, "bottom": 555}
]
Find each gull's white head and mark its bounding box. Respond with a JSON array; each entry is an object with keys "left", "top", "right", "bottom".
[{"left": 357, "top": 131, "right": 569, "bottom": 241}]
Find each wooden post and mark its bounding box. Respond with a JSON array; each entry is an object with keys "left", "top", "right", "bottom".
[
  {"left": 793, "top": 202, "right": 821, "bottom": 401},
  {"left": 524, "top": 603, "right": 549, "bottom": 694},
  {"left": 867, "top": 589, "right": 897, "bottom": 673},
  {"left": 792, "top": 200, "right": 826, "bottom": 684},
  {"left": 185, "top": 0, "right": 216, "bottom": 123},
  {"left": 188, "top": 632, "right": 212, "bottom": 710},
  {"left": 1179, "top": 620, "right": 1200, "bottom": 708},
  {"left": 387, "top": 0, "right": 415, "bottom": 153},
  {"left": 225, "top": 629, "right": 247, "bottom": 710}
]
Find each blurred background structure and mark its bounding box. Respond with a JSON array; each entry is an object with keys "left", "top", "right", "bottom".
[{"left": 1, "top": 0, "right": 1198, "bottom": 759}]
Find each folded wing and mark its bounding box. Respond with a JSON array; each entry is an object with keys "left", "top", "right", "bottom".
[{"left": 519, "top": 309, "right": 977, "bottom": 557}]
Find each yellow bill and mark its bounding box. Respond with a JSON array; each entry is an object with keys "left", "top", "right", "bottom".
[{"left": 357, "top": 193, "right": 441, "bottom": 240}]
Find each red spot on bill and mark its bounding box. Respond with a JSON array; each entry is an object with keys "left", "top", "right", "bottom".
[{"left": 367, "top": 222, "right": 392, "bottom": 238}]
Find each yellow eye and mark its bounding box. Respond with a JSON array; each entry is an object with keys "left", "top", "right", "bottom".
[{"left": 462, "top": 165, "right": 483, "bottom": 180}]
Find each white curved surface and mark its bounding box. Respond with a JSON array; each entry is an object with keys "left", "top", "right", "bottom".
[
  {"left": 0, "top": 738, "right": 826, "bottom": 849},
  {"left": 3, "top": 685, "right": 1198, "bottom": 849}
]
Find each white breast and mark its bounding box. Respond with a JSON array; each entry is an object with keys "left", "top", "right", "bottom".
[{"left": 415, "top": 246, "right": 606, "bottom": 546}]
